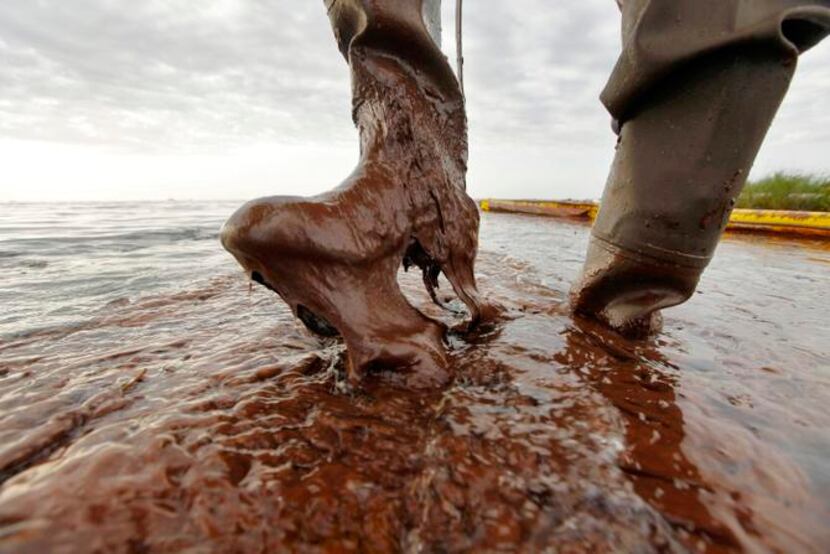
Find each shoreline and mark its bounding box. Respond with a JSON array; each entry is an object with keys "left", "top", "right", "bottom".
[{"left": 480, "top": 199, "right": 830, "bottom": 238}]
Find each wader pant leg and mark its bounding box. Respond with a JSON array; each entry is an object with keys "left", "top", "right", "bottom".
[{"left": 572, "top": 0, "right": 830, "bottom": 335}]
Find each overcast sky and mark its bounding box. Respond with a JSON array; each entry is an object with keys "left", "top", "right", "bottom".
[{"left": 1, "top": 0, "right": 828, "bottom": 202}]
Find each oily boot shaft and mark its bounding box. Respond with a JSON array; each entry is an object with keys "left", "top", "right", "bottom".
[
  {"left": 222, "top": 0, "right": 488, "bottom": 385},
  {"left": 326, "top": 0, "right": 481, "bottom": 311},
  {"left": 573, "top": 0, "right": 830, "bottom": 336},
  {"left": 328, "top": 0, "right": 487, "bottom": 327}
]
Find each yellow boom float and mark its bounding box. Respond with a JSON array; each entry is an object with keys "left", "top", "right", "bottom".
[{"left": 479, "top": 199, "right": 830, "bottom": 238}]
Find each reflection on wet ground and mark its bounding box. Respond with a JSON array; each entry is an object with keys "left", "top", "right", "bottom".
[{"left": 1, "top": 209, "right": 828, "bottom": 552}]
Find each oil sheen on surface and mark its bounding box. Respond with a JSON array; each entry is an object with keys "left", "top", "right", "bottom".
[{"left": 1, "top": 204, "right": 829, "bottom": 553}]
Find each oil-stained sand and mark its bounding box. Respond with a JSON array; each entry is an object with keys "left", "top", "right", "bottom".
[{"left": 1, "top": 213, "right": 828, "bottom": 553}]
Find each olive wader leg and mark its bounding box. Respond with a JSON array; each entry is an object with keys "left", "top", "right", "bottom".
[
  {"left": 572, "top": 0, "right": 830, "bottom": 336},
  {"left": 221, "top": 0, "right": 489, "bottom": 386}
]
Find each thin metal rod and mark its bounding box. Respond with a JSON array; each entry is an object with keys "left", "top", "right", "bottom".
[{"left": 455, "top": 0, "right": 464, "bottom": 95}]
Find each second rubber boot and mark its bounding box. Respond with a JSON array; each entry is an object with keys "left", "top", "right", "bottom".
[{"left": 572, "top": 0, "right": 830, "bottom": 337}]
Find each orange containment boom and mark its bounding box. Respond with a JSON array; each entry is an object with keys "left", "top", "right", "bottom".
[{"left": 479, "top": 199, "right": 830, "bottom": 238}]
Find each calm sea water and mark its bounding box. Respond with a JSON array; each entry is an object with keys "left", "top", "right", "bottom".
[
  {"left": 2, "top": 201, "right": 827, "bottom": 345},
  {"left": 0, "top": 202, "right": 237, "bottom": 338}
]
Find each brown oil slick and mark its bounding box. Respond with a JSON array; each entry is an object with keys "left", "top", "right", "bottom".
[
  {"left": 220, "top": 0, "right": 490, "bottom": 388},
  {"left": 1, "top": 217, "right": 829, "bottom": 553}
]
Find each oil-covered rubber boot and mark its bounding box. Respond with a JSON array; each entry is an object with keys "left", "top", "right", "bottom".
[
  {"left": 221, "top": 0, "right": 489, "bottom": 386},
  {"left": 572, "top": 0, "right": 830, "bottom": 337}
]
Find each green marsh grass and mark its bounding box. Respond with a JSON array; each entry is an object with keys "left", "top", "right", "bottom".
[{"left": 737, "top": 172, "right": 830, "bottom": 212}]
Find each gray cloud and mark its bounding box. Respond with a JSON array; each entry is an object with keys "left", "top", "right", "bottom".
[
  {"left": 0, "top": 0, "right": 828, "bottom": 199},
  {"left": 0, "top": 0, "right": 623, "bottom": 152},
  {"left": 460, "top": 1, "right": 619, "bottom": 145},
  {"left": 0, "top": 1, "right": 353, "bottom": 149}
]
